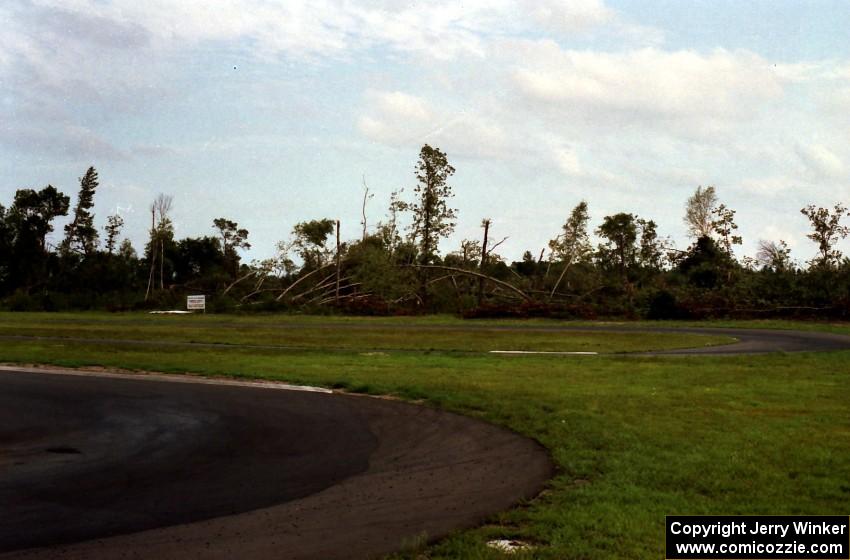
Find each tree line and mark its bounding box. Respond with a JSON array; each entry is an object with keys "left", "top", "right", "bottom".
[{"left": 1, "top": 146, "right": 849, "bottom": 318}]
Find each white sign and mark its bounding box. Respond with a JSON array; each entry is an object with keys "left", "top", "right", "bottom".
[{"left": 187, "top": 295, "right": 206, "bottom": 311}]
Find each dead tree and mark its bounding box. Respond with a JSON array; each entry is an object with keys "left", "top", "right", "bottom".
[
  {"left": 360, "top": 176, "right": 373, "bottom": 240},
  {"left": 335, "top": 220, "right": 341, "bottom": 302},
  {"left": 476, "top": 218, "right": 507, "bottom": 305}
]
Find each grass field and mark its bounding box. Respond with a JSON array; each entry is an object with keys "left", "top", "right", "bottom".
[
  {"left": 1, "top": 312, "right": 848, "bottom": 559},
  {"left": 0, "top": 312, "right": 736, "bottom": 353}
]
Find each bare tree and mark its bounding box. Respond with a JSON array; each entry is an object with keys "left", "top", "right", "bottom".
[
  {"left": 684, "top": 185, "right": 717, "bottom": 239},
  {"left": 360, "top": 176, "right": 373, "bottom": 240},
  {"left": 335, "top": 219, "right": 341, "bottom": 302},
  {"left": 549, "top": 201, "right": 591, "bottom": 297},
  {"left": 756, "top": 240, "right": 792, "bottom": 272},
  {"left": 480, "top": 218, "right": 490, "bottom": 307},
  {"left": 377, "top": 189, "right": 408, "bottom": 255},
  {"left": 145, "top": 194, "right": 173, "bottom": 300},
  {"left": 478, "top": 218, "right": 507, "bottom": 304},
  {"left": 145, "top": 206, "right": 156, "bottom": 300}
]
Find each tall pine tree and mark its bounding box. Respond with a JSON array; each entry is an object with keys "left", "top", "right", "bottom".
[
  {"left": 408, "top": 144, "right": 457, "bottom": 307},
  {"left": 63, "top": 166, "right": 99, "bottom": 256},
  {"left": 410, "top": 145, "right": 456, "bottom": 265}
]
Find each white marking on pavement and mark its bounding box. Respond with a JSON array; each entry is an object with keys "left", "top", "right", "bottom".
[
  {"left": 489, "top": 350, "right": 598, "bottom": 355},
  {"left": 0, "top": 365, "right": 333, "bottom": 393}
]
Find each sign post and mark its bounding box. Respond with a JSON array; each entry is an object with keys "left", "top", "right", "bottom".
[{"left": 187, "top": 295, "right": 206, "bottom": 313}]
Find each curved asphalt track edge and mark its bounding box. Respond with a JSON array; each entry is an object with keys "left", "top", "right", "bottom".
[
  {"left": 0, "top": 367, "right": 554, "bottom": 560},
  {"left": 633, "top": 326, "right": 850, "bottom": 355},
  {"left": 483, "top": 325, "right": 850, "bottom": 355}
]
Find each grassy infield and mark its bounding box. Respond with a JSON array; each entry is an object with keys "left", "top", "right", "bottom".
[{"left": 1, "top": 312, "right": 848, "bottom": 559}]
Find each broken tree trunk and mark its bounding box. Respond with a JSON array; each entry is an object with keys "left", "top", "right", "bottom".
[
  {"left": 335, "top": 220, "right": 341, "bottom": 303},
  {"left": 405, "top": 264, "right": 531, "bottom": 301},
  {"left": 222, "top": 270, "right": 256, "bottom": 296},
  {"left": 275, "top": 262, "right": 335, "bottom": 302},
  {"left": 478, "top": 219, "right": 489, "bottom": 306}
]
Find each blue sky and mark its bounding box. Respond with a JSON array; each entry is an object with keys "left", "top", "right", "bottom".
[{"left": 2, "top": 0, "right": 849, "bottom": 265}]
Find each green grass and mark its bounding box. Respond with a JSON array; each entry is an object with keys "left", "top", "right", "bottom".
[
  {"left": 0, "top": 313, "right": 848, "bottom": 559},
  {"left": 0, "top": 313, "right": 735, "bottom": 353},
  {"left": 3, "top": 310, "right": 850, "bottom": 335}
]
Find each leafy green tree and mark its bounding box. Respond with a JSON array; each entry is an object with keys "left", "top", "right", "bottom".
[
  {"left": 678, "top": 236, "right": 733, "bottom": 289},
  {"left": 118, "top": 238, "right": 137, "bottom": 261},
  {"left": 63, "top": 167, "right": 100, "bottom": 256},
  {"left": 800, "top": 203, "right": 849, "bottom": 269},
  {"left": 447, "top": 239, "right": 481, "bottom": 268},
  {"left": 403, "top": 145, "right": 458, "bottom": 307},
  {"left": 212, "top": 218, "right": 251, "bottom": 275},
  {"left": 596, "top": 213, "right": 638, "bottom": 277},
  {"left": 0, "top": 204, "right": 10, "bottom": 291},
  {"left": 104, "top": 214, "right": 124, "bottom": 255},
  {"left": 513, "top": 250, "right": 540, "bottom": 278},
  {"left": 346, "top": 234, "right": 416, "bottom": 304},
  {"left": 711, "top": 203, "right": 742, "bottom": 255},
  {"left": 293, "top": 219, "right": 335, "bottom": 270},
  {"left": 637, "top": 218, "right": 667, "bottom": 271},
  {"left": 410, "top": 144, "right": 457, "bottom": 265},
  {"left": 7, "top": 186, "right": 70, "bottom": 252},
  {"left": 549, "top": 201, "right": 591, "bottom": 261},
  {"left": 174, "top": 236, "right": 228, "bottom": 288},
  {"left": 5, "top": 186, "right": 70, "bottom": 291}
]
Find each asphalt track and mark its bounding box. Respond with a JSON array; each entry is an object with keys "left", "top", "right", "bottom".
[
  {"left": 1, "top": 326, "right": 849, "bottom": 559},
  {"left": 0, "top": 368, "right": 553, "bottom": 560},
  {"left": 609, "top": 326, "right": 850, "bottom": 355}
]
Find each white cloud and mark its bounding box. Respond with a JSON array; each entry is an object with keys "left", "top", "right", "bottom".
[
  {"left": 552, "top": 146, "right": 583, "bottom": 176},
  {"left": 507, "top": 43, "right": 783, "bottom": 126},
  {"left": 521, "top": 0, "right": 614, "bottom": 33},
  {"left": 438, "top": 117, "right": 509, "bottom": 158},
  {"left": 517, "top": 0, "right": 662, "bottom": 45},
  {"left": 796, "top": 143, "right": 846, "bottom": 179},
  {"left": 775, "top": 60, "right": 850, "bottom": 83},
  {"left": 24, "top": 0, "right": 499, "bottom": 61},
  {"left": 357, "top": 91, "right": 434, "bottom": 146},
  {"left": 817, "top": 86, "right": 850, "bottom": 127},
  {"left": 0, "top": 122, "right": 127, "bottom": 161},
  {"left": 372, "top": 91, "right": 432, "bottom": 121},
  {"left": 357, "top": 90, "right": 510, "bottom": 159},
  {"left": 773, "top": 61, "right": 828, "bottom": 83},
  {"left": 12, "top": 0, "right": 660, "bottom": 68},
  {"left": 738, "top": 176, "right": 794, "bottom": 196}
]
